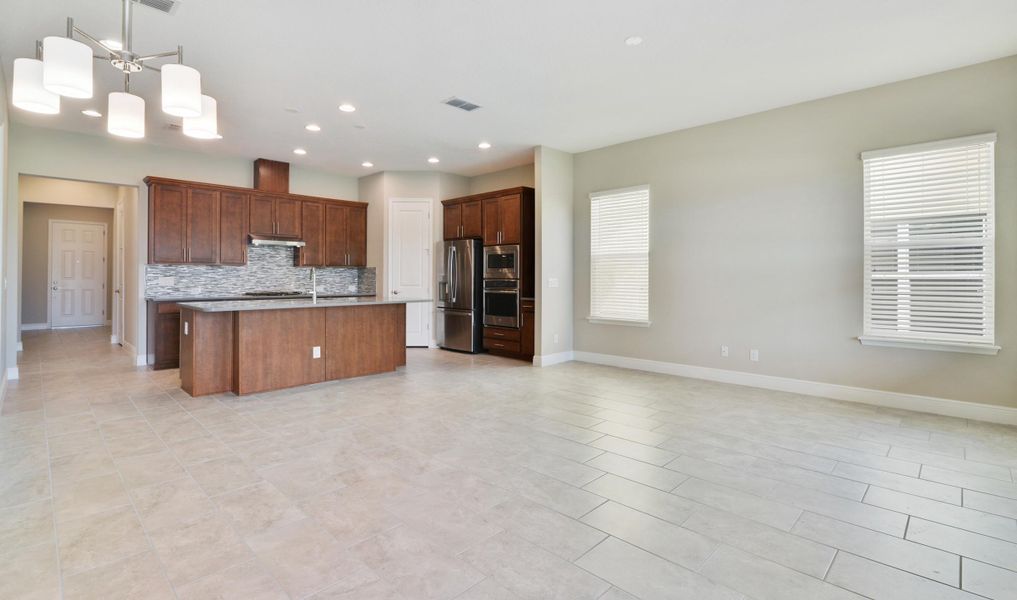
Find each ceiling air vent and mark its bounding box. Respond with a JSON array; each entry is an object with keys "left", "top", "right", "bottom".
[
  {"left": 443, "top": 97, "right": 482, "bottom": 112},
  {"left": 136, "top": 0, "right": 180, "bottom": 14}
]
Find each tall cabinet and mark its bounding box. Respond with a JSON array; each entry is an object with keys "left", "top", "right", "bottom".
[{"left": 441, "top": 187, "right": 535, "bottom": 361}]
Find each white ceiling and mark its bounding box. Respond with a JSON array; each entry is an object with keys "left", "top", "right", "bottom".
[{"left": 3, "top": 0, "right": 1017, "bottom": 177}]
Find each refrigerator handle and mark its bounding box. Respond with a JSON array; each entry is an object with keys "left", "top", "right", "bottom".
[{"left": 450, "top": 245, "right": 457, "bottom": 303}]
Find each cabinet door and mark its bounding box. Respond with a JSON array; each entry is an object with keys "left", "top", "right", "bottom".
[
  {"left": 249, "top": 195, "right": 275, "bottom": 236},
  {"left": 482, "top": 197, "right": 501, "bottom": 245},
  {"left": 347, "top": 206, "right": 368, "bottom": 266},
  {"left": 219, "top": 192, "right": 248, "bottom": 265},
  {"left": 324, "top": 204, "right": 349, "bottom": 266},
  {"left": 185, "top": 188, "right": 219, "bottom": 264},
  {"left": 298, "top": 200, "right": 325, "bottom": 266},
  {"left": 498, "top": 194, "right": 521, "bottom": 245},
  {"left": 275, "top": 197, "right": 302, "bottom": 238},
  {"left": 461, "top": 200, "right": 483, "bottom": 238},
  {"left": 521, "top": 302, "right": 535, "bottom": 358},
  {"left": 150, "top": 183, "right": 187, "bottom": 263},
  {"left": 443, "top": 203, "right": 462, "bottom": 240}
]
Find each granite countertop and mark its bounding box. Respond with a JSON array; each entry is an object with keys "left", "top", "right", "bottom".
[
  {"left": 178, "top": 296, "right": 432, "bottom": 313},
  {"left": 147, "top": 293, "right": 375, "bottom": 302}
]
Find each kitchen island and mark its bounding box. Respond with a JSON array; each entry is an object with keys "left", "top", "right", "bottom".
[{"left": 176, "top": 296, "right": 430, "bottom": 396}]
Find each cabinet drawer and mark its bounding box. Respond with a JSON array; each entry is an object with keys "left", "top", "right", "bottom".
[
  {"left": 485, "top": 339, "right": 521, "bottom": 354},
  {"left": 484, "top": 326, "right": 520, "bottom": 341},
  {"left": 157, "top": 302, "right": 181, "bottom": 314}
]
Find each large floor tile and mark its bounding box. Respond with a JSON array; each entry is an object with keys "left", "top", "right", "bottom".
[
  {"left": 700, "top": 545, "right": 864, "bottom": 600},
  {"left": 906, "top": 517, "right": 1017, "bottom": 571},
  {"left": 581, "top": 501, "right": 718, "bottom": 570},
  {"left": 825, "top": 552, "right": 982, "bottom": 600},
  {"left": 673, "top": 478, "right": 801, "bottom": 530},
  {"left": 865, "top": 486, "right": 1017, "bottom": 542},
  {"left": 480, "top": 497, "right": 606, "bottom": 561},
  {"left": 587, "top": 451, "right": 688, "bottom": 491},
  {"left": 62, "top": 550, "right": 175, "bottom": 600},
  {"left": 575, "top": 536, "right": 743, "bottom": 600},
  {"left": 56, "top": 506, "right": 149, "bottom": 575},
  {"left": 961, "top": 558, "right": 1017, "bottom": 599},
  {"left": 584, "top": 473, "right": 698, "bottom": 525}
]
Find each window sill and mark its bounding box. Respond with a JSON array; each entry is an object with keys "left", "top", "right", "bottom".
[
  {"left": 587, "top": 317, "right": 650, "bottom": 328},
  {"left": 858, "top": 336, "right": 1000, "bottom": 356}
]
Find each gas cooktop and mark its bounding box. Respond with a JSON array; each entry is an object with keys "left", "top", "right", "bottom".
[{"left": 242, "top": 291, "right": 303, "bottom": 297}]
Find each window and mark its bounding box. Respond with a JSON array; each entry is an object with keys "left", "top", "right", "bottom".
[
  {"left": 860, "top": 133, "right": 998, "bottom": 354},
  {"left": 589, "top": 185, "right": 650, "bottom": 325}
]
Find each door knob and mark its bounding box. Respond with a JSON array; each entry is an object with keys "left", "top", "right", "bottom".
[{"left": 392, "top": 290, "right": 400, "bottom": 295}]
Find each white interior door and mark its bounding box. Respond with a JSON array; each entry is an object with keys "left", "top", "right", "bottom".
[
  {"left": 388, "top": 198, "right": 433, "bottom": 347},
  {"left": 50, "top": 220, "right": 107, "bottom": 328}
]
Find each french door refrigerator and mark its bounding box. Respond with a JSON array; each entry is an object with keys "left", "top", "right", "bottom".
[{"left": 437, "top": 238, "right": 483, "bottom": 353}]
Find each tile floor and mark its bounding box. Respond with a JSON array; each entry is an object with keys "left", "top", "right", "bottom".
[{"left": 2, "top": 326, "right": 1017, "bottom": 599}]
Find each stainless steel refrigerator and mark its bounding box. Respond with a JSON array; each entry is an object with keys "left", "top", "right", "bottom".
[{"left": 437, "top": 239, "right": 483, "bottom": 353}]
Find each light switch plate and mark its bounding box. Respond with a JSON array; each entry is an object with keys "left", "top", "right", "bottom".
[
  {"left": 750, "top": 349, "right": 759, "bottom": 362},
  {"left": 312, "top": 346, "right": 321, "bottom": 359},
  {"left": 548, "top": 278, "right": 559, "bottom": 288}
]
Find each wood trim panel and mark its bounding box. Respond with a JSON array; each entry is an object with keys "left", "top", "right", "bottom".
[
  {"left": 144, "top": 176, "right": 366, "bottom": 209},
  {"left": 179, "top": 309, "right": 234, "bottom": 396},
  {"left": 253, "top": 158, "right": 290, "bottom": 194},
  {"left": 441, "top": 186, "right": 534, "bottom": 205},
  {"left": 325, "top": 304, "right": 404, "bottom": 379}
]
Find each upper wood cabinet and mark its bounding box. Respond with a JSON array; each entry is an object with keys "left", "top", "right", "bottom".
[
  {"left": 150, "top": 183, "right": 187, "bottom": 263},
  {"left": 185, "top": 188, "right": 219, "bottom": 264},
  {"left": 146, "top": 176, "right": 367, "bottom": 266},
  {"left": 218, "top": 191, "right": 248, "bottom": 265},
  {"left": 323, "top": 204, "right": 368, "bottom": 267},
  {"left": 483, "top": 193, "right": 522, "bottom": 245},
  {"left": 297, "top": 200, "right": 325, "bottom": 267},
  {"left": 442, "top": 199, "right": 483, "bottom": 240},
  {"left": 250, "top": 195, "right": 301, "bottom": 238}
]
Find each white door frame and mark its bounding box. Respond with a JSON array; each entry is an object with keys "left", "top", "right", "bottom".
[
  {"left": 47, "top": 219, "right": 108, "bottom": 329},
  {"left": 386, "top": 197, "right": 434, "bottom": 347},
  {"left": 112, "top": 196, "right": 125, "bottom": 344}
]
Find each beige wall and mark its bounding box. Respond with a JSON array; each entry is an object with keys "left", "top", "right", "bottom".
[
  {"left": 22, "top": 203, "right": 114, "bottom": 325},
  {"left": 573, "top": 55, "right": 1017, "bottom": 408},
  {"left": 469, "top": 164, "right": 534, "bottom": 195},
  {"left": 535, "top": 147, "right": 574, "bottom": 359},
  {"left": 0, "top": 64, "right": 8, "bottom": 380},
  {"left": 6, "top": 123, "right": 360, "bottom": 368},
  {"left": 20, "top": 176, "right": 120, "bottom": 208}
]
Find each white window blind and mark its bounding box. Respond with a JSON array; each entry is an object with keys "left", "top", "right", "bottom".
[
  {"left": 590, "top": 185, "right": 649, "bottom": 324},
  {"left": 861, "top": 133, "right": 997, "bottom": 352}
]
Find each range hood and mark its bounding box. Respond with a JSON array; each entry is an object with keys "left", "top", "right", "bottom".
[{"left": 249, "top": 234, "right": 305, "bottom": 248}]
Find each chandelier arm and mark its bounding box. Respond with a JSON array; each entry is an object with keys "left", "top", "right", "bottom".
[
  {"left": 142, "top": 63, "right": 163, "bottom": 73},
  {"left": 135, "top": 50, "right": 182, "bottom": 63}
]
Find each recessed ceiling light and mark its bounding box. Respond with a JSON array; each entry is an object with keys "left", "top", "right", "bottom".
[
  {"left": 625, "top": 36, "right": 643, "bottom": 46},
  {"left": 293, "top": 148, "right": 307, "bottom": 155},
  {"left": 362, "top": 161, "right": 374, "bottom": 168},
  {"left": 100, "top": 39, "right": 122, "bottom": 51},
  {"left": 305, "top": 123, "right": 321, "bottom": 132},
  {"left": 338, "top": 103, "right": 356, "bottom": 113},
  {"left": 427, "top": 157, "right": 440, "bottom": 164},
  {"left": 82, "top": 109, "right": 102, "bottom": 118},
  {"left": 478, "top": 141, "right": 491, "bottom": 150}
]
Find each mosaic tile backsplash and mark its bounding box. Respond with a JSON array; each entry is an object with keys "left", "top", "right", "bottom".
[{"left": 145, "top": 245, "right": 376, "bottom": 299}]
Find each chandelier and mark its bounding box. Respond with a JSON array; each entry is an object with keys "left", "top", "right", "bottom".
[{"left": 11, "top": 0, "right": 218, "bottom": 140}]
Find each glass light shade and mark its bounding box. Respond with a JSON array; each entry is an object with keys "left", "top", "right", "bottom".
[
  {"left": 107, "top": 92, "right": 145, "bottom": 138},
  {"left": 161, "top": 64, "right": 202, "bottom": 117},
  {"left": 12, "top": 58, "right": 60, "bottom": 114},
  {"left": 183, "top": 95, "right": 218, "bottom": 139},
  {"left": 42, "top": 36, "right": 93, "bottom": 98}
]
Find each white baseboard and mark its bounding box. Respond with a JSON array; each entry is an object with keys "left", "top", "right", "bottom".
[
  {"left": 105, "top": 319, "right": 112, "bottom": 326},
  {"left": 21, "top": 323, "right": 48, "bottom": 331},
  {"left": 535, "top": 351, "right": 575, "bottom": 367},
  {"left": 122, "top": 341, "right": 148, "bottom": 367},
  {"left": 5, "top": 367, "right": 19, "bottom": 381},
  {"left": 0, "top": 371, "right": 7, "bottom": 408},
  {"left": 110, "top": 334, "right": 119, "bottom": 344},
  {"left": 17, "top": 342, "right": 23, "bottom": 352},
  {"left": 572, "top": 351, "right": 1017, "bottom": 426}
]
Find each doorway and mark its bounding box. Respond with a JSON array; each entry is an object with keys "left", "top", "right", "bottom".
[
  {"left": 387, "top": 198, "right": 433, "bottom": 347},
  {"left": 49, "top": 220, "right": 108, "bottom": 328}
]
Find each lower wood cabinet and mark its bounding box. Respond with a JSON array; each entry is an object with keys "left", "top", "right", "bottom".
[
  {"left": 153, "top": 302, "right": 181, "bottom": 370},
  {"left": 521, "top": 299, "right": 535, "bottom": 358},
  {"left": 325, "top": 305, "right": 405, "bottom": 379},
  {"left": 235, "top": 308, "right": 326, "bottom": 394},
  {"left": 483, "top": 309, "right": 534, "bottom": 361}
]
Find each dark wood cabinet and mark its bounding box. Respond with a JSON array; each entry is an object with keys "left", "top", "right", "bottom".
[
  {"left": 250, "top": 195, "right": 301, "bottom": 238},
  {"left": 298, "top": 200, "right": 325, "bottom": 267},
  {"left": 150, "top": 183, "right": 187, "bottom": 263},
  {"left": 153, "top": 302, "right": 181, "bottom": 370},
  {"left": 483, "top": 193, "right": 522, "bottom": 245},
  {"left": 146, "top": 177, "right": 366, "bottom": 267},
  {"left": 521, "top": 299, "right": 535, "bottom": 359},
  {"left": 443, "top": 199, "right": 483, "bottom": 240},
  {"left": 249, "top": 195, "right": 275, "bottom": 236},
  {"left": 219, "top": 191, "right": 248, "bottom": 265},
  {"left": 323, "top": 204, "right": 368, "bottom": 267},
  {"left": 275, "top": 197, "right": 302, "bottom": 238},
  {"left": 185, "top": 188, "right": 219, "bottom": 264}
]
